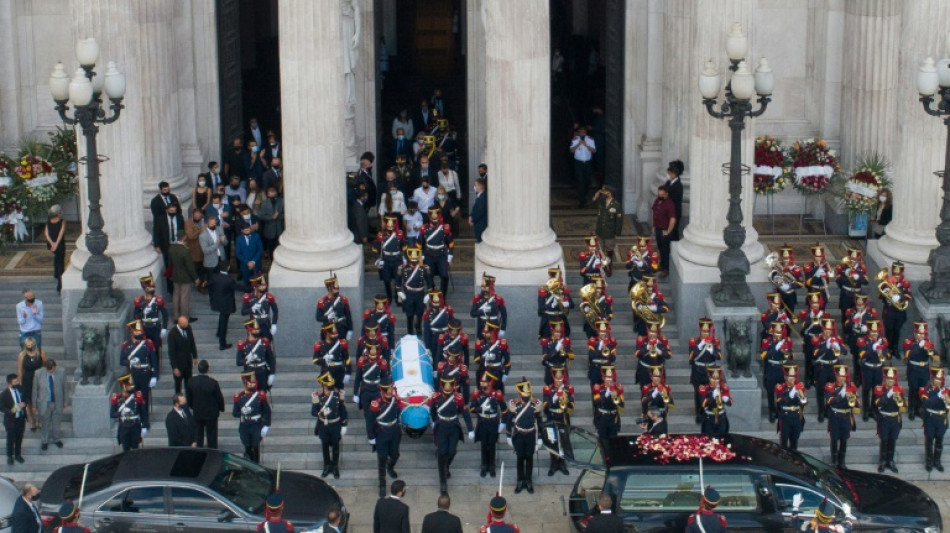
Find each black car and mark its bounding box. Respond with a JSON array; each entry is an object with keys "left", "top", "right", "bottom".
[
  {"left": 541, "top": 425, "right": 942, "bottom": 533},
  {"left": 39, "top": 448, "right": 348, "bottom": 532}
]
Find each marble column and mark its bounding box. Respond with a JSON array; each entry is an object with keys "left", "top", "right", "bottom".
[
  {"left": 838, "top": 0, "right": 900, "bottom": 170},
  {"left": 465, "top": 0, "right": 487, "bottom": 213},
  {"left": 190, "top": 0, "right": 221, "bottom": 169},
  {"left": 661, "top": 0, "right": 693, "bottom": 177},
  {"left": 269, "top": 0, "right": 364, "bottom": 355},
  {"left": 354, "top": 0, "right": 377, "bottom": 171},
  {"left": 473, "top": 0, "right": 563, "bottom": 352},
  {"left": 870, "top": 0, "right": 950, "bottom": 277},
  {"left": 175, "top": 0, "right": 206, "bottom": 183}
]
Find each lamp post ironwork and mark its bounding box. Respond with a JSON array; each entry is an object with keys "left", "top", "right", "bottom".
[
  {"left": 917, "top": 51, "right": 950, "bottom": 303},
  {"left": 699, "top": 23, "right": 774, "bottom": 307},
  {"left": 49, "top": 38, "right": 127, "bottom": 311}
]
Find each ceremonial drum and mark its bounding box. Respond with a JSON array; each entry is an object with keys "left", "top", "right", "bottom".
[{"left": 391, "top": 335, "right": 434, "bottom": 438}]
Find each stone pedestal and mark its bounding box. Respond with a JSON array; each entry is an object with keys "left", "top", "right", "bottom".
[
  {"left": 910, "top": 292, "right": 950, "bottom": 355},
  {"left": 70, "top": 301, "right": 131, "bottom": 437},
  {"left": 704, "top": 298, "right": 761, "bottom": 431}
]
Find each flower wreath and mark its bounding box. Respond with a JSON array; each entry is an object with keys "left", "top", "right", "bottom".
[
  {"left": 839, "top": 153, "right": 891, "bottom": 219},
  {"left": 789, "top": 138, "right": 838, "bottom": 195},
  {"left": 753, "top": 136, "right": 787, "bottom": 195}
]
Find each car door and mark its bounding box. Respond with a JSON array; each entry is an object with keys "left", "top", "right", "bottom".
[
  {"left": 168, "top": 487, "right": 256, "bottom": 533},
  {"left": 92, "top": 486, "right": 170, "bottom": 533},
  {"left": 540, "top": 421, "right": 606, "bottom": 470},
  {"left": 772, "top": 481, "right": 841, "bottom": 531}
]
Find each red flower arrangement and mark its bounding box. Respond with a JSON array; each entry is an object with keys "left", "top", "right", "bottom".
[
  {"left": 753, "top": 136, "right": 787, "bottom": 195},
  {"left": 636, "top": 434, "right": 740, "bottom": 464},
  {"left": 789, "top": 138, "right": 838, "bottom": 194},
  {"left": 838, "top": 153, "right": 891, "bottom": 219}
]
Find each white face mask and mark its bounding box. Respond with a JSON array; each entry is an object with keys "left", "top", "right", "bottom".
[
  {"left": 198, "top": 180, "right": 206, "bottom": 187},
  {"left": 243, "top": 214, "right": 251, "bottom": 221},
  {"left": 878, "top": 196, "right": 887, "bottom": 202},
  {"left": 437, "top": 194, "right": 446, "bottom": 201}
]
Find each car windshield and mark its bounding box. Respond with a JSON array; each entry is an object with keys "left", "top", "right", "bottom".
[
  {"left": 208, "top": 453, "right": 272, "bottom": 514},
  {"left": 798, "top": 452, "right": 854, "bottom": 506}
]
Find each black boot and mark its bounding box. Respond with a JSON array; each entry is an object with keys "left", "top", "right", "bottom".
[
  {"left": 525, "top": 456, "right": 535, "bottom": 494},
  {"left": 558, "top": 457, "right": 570, "bottom": 475},
  {"left": 321, "top": 443, "right": 332, "bottom": 477},
  {"left": 488, "top": 446, "right": 497, "bottom": 477},
  {"left": 515, "top": 457, "right": 525, "bottom": 494},
  {"left": 387, "top": 458, "right": 399, "bottom": 478},
  {"left": 438, "top": 455, "right": 448, "bottom": 495},
  {"left": 480, "top": 446, "right": 489, "bottom": 478},
  {"left": 416, "top": 317, "right": 423, "bottom": 336},
  {"left": 925, "top": 439, "right": 934, "bottom": 472},
  {"left": 332, "top": 446, "right": 341, "bottom": 478},
  {"left": 838, "top": 440, "right": 848, "bottom": 469},
  {"left": 251, "top": 447, "right": 260, "bottom": 463},
  {"left": 830, "top": 440, "right": 838, "bottom": 467},
  {"left": 877, "top": 441, "right": 886, "bottom": 473},
  {"left": 935, "top": 437, "right": 945, "bottom": 472},
  {"left": 886, "top": 439, "right": 898, "bottom": 473},
  {"left": 405, "top": 316, "right": 414, "bottom": 336},
  {"left": 440, "top": 276, "right": 449, "bottom": 295},
  {"left": 446, "top": 454, "right": 454, "bottom": 478},
  {"left": 378, "top": 460, "right": 388, "bottom": 498},
  {"left": 548, "top": 454, "right": 557, "bottom": 476}
]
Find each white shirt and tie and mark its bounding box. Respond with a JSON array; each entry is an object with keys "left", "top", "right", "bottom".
[{"left": 168, "top": 215, "right": 178, "bottom": 240}]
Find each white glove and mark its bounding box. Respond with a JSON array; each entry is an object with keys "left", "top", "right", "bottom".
[
  {"left": 499, "top": 329, "right": 506, "bottom": 339},
  {"left": 842, "top": 503, "right": 854, "bottom": 519},
  {"left": 252, "top": 303, "right": 262, "bottom": 313},
  {"left": 354, "top": 395, "right": 360, "bottom": 404},
  {"left": 397, "top": 291, "right": 406, "bottom": 303},
  {"left": 891, "top": 294, "right": 900, "bottom": 303},
  {"left": 424, "top": 294, "right": 431, "bottom": 305},
  {"left": 141, "top": 428, "right": 148, "bottom": 438},
  {"left": 605, "top": 388, "right": 611, "bottom": 398},
  {"left": 839, "top": 387, "right": 847, "bottom": 398},
  {"left": 555, "top": 340, "right": 563, "bottom": 352},
  {"left": 792, "top": 493, "right": 803, "bottom": 510},
  {"left": 506, "top": 437, "right": 513, "bottom": 448},
  {"left": 468, "top": 431, "right": 475, "bottom": 440},
  {"left": 160, "top": 329, "right": 168, "bottom": 339},
  {"left": 498, "top": 423, "right": 506, "bottom": 433},
  {"left": 940, "top": 390, "right": 947, "bottom": 400},
  {"left": 447, "top": 255, "right": 454, "bottom": 264},
  {"left": 561, "top": 299, "right": 570, "bottom": 307},
  {"left": 887, "top": 389, "right": 894, "bottom": 398},
  {"left": 712, "top": 388, "right": 720, "bottom": 398},
  {"left": 648, "top": 304, "right": 657, "bottom": 311},
  {"left": 346, "top": 331, "right": 353, "bottom": 341},
  {"left": 920, "top": 340, "right": 927, "bottom": 348},
  {"left": 502, "top": 374, "right": 508, "bottom": 383},
  {"left": 651, "top": 389, "right": 659, "bottom": 398},
  {"left": 261, "top": 426, "right": 269, "bottom": 438},
  {"left": 270, "top": 324, "right": 277, "bottom": 336},
  {"left": 432, "top": 370, "right": 439, "bottom": 379},
  {"left": 375, "top": 259, "right": 384, "bottom": 269},
  {"left": 780, "top": 283, "right": 791, "bottom": 292},
  {"left": 723, "top": 396, "right": 730, "bottom": 403},
  {"left": 369, "top": 438, "right": 376, "bottom": 445},
  {"left": 149, "top": 377, "right": 157, "bottom": 389},
  {"left": 790, "top": 388, "right": 798, "bottom": 398},
  {"left": 851, "top": 272, "right": 860, "bottom": 280},
  {"left": 343, "top": 374, "right": 351, "bottom": 386},
  {"left": 267, "top": 375, "right": 275, "bottom": 387},
  {"left": 341, "top": 427, "right": 348, "bottom": 437}
]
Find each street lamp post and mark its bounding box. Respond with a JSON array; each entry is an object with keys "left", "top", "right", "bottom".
[
  {"left": 49, "top": 38, "right": 127, "bottom": 311},
  {"left": 699, "top": 23, "right": 774, "bottom": 307}
]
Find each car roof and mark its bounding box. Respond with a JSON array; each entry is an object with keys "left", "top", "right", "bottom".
[{"left": 114, "top": 448, "right": 223, "bottom": 484}]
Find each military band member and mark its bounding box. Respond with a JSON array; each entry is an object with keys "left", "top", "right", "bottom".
[
  {"left": 632, "top": 275, "right": 670, "bottom": 337},
  {"left": 313, "top": 371, "right": 348, "bottom": 478},
  {"left": 133, "top": 274, "right": 168, "bottom": 364},
  {"left": 257, "top": 493, "right": 294, "bottom": 532},
  {"left": 471, "top": 273, "right": 508, "bottom": 336},
  {"left": 540, "top": 319, "right": 574, "bottom": 386},
  {"left": 625, "top": 236, "right": 659, "bottom": 290},
  {"left": 641, "top": 366, "right": 673, "bottom": 418},
  {"left": 803, "top": 244, "right": 831, "bottom": 303},
  {"left": 881, "top": 261, "right": 912, "bottom": 360},
  {"left": 789, "top": 496, "right": 854, "bottom": 533},
  {"left": 237, "top": 319, "right": 276, "bottom": 392},
  {"left": 421, "top": 207, "right": 454, "bottom": 294},
  {"left": 392, "top": 154, "right": 414, "bottom": 198},
  {"left": 241, "top": 275, "right": 278, "bottom": 342},
  {"left": 587, "top": 321, "right": 617, "bottom": 387},
  {"left": 775, "top": 364, "right": 807, "bottom": 450},
  {"left": 504, "top": 377, "right": 544, "bottom": 494},
  {"left": 437, "top": 344, "right": 470, "bottom": 402},
  {"left": 357, "top": 323, "right": 392, "bottom": 364},
  {"left": 55, "top": 500, "right": 92, "bottom": 533},
  {"left": 422, "top": 290, "right": 454, "bottom": 356},
  {"left": 920, "top": 367, "right": 949, "bottom": 472},
  {"left": 799, "top": 291, "right": 827, "bottom": 387},
  {"left": 689, "top": 318, "right": 722, "bottom": 423},
  {"left": 874, "top": 366, "right": 904, "bottom": 473},
  {"left": 474, "top": 322, "right": 511, "bottom": 393},
  {"left": 470, "top": 372, "right": 507, "bottom": 478},
  {"left": 844, "top": 293, "right": 877, "bottom": 386},
  {"left": 430, "top": 377, "right": 474, "bottom": 495},
  {"left": 436, "top": 318, "right": 470, "bottom": 368},
  {"left": 685, "top": 486, "right": 728, "bottom": 533},
  {"left": 592, "top": 366, "right": 624, "bottom": 441},
  {"left": 110, "top": 374, "right": 148, "bottom": 451},
  {"left": 353, "top": 340, "right": 390, "bottom": 438},
  {"left": 582, "top": 276, "right": 614, "bottom": 339},
  {"left": 857, "top": 319, "right": 887, "bottom": 422},
  {"left": 233, "top": 371, "right": 270, "bottom": 463},
  {"left": 699, "top": 366, "right": 731, "bottom": 435},
  {"left": 542, "top": 367, "right": 574, "bottom": 476},
  {"left": 397, "top": 244, "right": 430, "bottom": 335},
  {"left": 538, "top": 267, "right": 575, "bottom": 338},
  {"left": 904, "top": 321, "right": 936, "bottom": 420},
  {"left": 362, "top": 294, "right": 397, "bottom": 350},
  {"left": 316, "top": 274, "right": 354, "bottom": 341},
  {"left": 481, "top": 496, "right": 520, "bottom": 533},
  {"left": 825, "top": 365, "right": 858, "bottom": 469},
  {"left": 373, "top": 215, "right": 408, "bottom": 302},
  {"left": 119, "top": 320, "right": 159, "bottom": 411},
  {"left": 579, "top": 235, "right": 608, "bottom": 286},
  {"left": 760, "top": 292, "right": 792, "bottom": 342},
  {"left": 812, "top": 318, "right": 843, "bottom": 423},
  {"left": 835, "top": 247, "right": 868, "bottom": 320},
  {"left": 635, "top": 320, "right": 671, "bottom": 387},
  {"left": 313, "top": 323, "right": 351, "bottom": 392},
  {"left": 774, "top": 244, "right": 804, "bottom": 314},
  {"left": 370, "top": 376, "right": 404, "bottom": 497}
]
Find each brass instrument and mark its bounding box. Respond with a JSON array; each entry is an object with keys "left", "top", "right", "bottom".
[
  {"left": 629, "top": 281, "right": 661, "bottom": 323},
  {"left": 558, "top": 385, "right": 569, "bottom": 410},
  {"left": 927, "top": 346, "right": 942, "bottom": 368},
  {"left": 847, "top": 391, "right": 860, "bottom": 414},
  {"left": 579, "top": 283, "right": 603, "bottom": 330},
  {"left": 766, "top": 252, "right": 800, "bottom": 290},
  {"left": 660, "top": 388, "right": 674, "bottom": 409},
  {"left": 612, "top": 387, "right": 625, "bottom": 413},
  {"left": 894, "top": 389, "right": 906, "bottom": 413},
  {"left": 423, "top": 135, "right": 438, "bottom": 160},
  {"left": 875, "top": 268, "right": 909, "bottom": 312},
  {"left": 545, "top": 278, "right": 570, "bottom": 316},
  {"left": 715, "top": 388, "right": 724, "bottom": 412}
]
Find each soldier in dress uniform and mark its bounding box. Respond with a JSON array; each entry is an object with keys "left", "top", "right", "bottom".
[
  {"left": 689, "top": 318, "right": 722, "bottom": 423},
  {"left": 474, "top": 322, "right": 511, "bottom": 393},
  {"left": 420, "top": 207, "right": 454, "bottom": 294},
  {"left": 835, "top": 247, "right": 868, "bottom": 321},
  {"left": 699, "top": 366, "right": 731, "bottom": 435},
  {"left": 436, "top": 318, "right": 470, "bottom": 368},
  {"left": 578, "top": 235, "right": 608, "bottom": 285},
  {"left": 592, "top": 366, "right": 624, "bottom": 441},
  {"left": 362, "top": 294, "right": 397, "bottom": 351},
  {"left": 54, "top": 500, "right": 91, "bottom": 533},
  {"left": 470, "top": 371, "right": 506, "bottom": 478},
  {"left": 587, "top": 321, "right": 617, "bottom": 387},
  {"left": 684, "top": 486, "right": 728, "bottom": 533},
  {"left": 635, "top": 320, "right": 671, "bottom": 387},
  {"left": 873, "top": 366, "right": 904, "bottom": 473},
  {"left": 119, "top": 320, "right": 159, "bottom": 411},
  {"left": 257, "top": 493, "right": 294, "bottom": 532},
  {"left": 790, "top": 496, "right": 854, "bottom": 533},
  {"left": 430, "top": 377, "right": 473, "bottom": 495},
  {"left": 237, "top": 319, "right": 276, "bottom": 392},
  {"left": 471, "top": 273, "right": 508, "bottom": 336},
  {"left": 775, "top": 244, "right": 804, "bottom": 314},
  {"left": 881, "top": 261, "right": 912, "bottom": 360},
  {"left": 920, "top": 367, "right": 949, "bottom": 472},
  {"left": 538, "top": 267, "right": 575, "bottom": 338},
  {"left": 760, "top": 292, "right": 792, "bottom": 342},
  {"left": 313, "top": 323, "right": 351, "bottom": 393},
  {"left": 373, "top": 215, "right": 408, "bottom": 302},
  {"left": 313, "top": 371, "right": 348, "bottom": 478},
  {"left": 233, "top": 371, "right": 271, "bottom": 463},
  {"left": 133, "top": 274, "right": 168, "bottom": 367},
  {"left": 812, "top": 318, "right": 843, "bottom": 423},
  {"left": 354, "top": 340, "right": 390, "bottom": 438},
  {"left": 370, "top": 376, "right": 404, "bottom": 497},
  {"left": 844, "top": 293, "right": 877, "bottom": 386},
  {"left": 632, "top": 275, "right": 670, "bottom": 337},
  {"left": 825, "top": 365, "right": 858, "bottom": 469},
  {"left": 437, "top": 344, "right": 471, "bottom": 402},
  {"left": 542, "top": 367, "right": 574, "bottom": 476},
  {"left": 803, "top": 243, "right": 831, "bottom": 304},
  {"left": 316, "top": 274, "right": 354, "bottom": 341},
  {"left": 625, "top": 236, "right": 659, "bottom": 290},
  {"left": 775, "top": 364, "right": 807, "bottom": 450},
  {"left": 540, "top": 320, "right": 574, "bottom": 386},
  {"left": 397, "top": 244, "right": 430, "bottom": 335},
  {"left": 504, "top": 377, "right": 543, "bottom": 494},
  {"left": 582, "top": 276, "right": 614, "bottom": 339},
  {"left": 110, "top": 374, "right": 148, "bottom": 451},
  {"left": 392, "top": 154, "right": 414, "bottom": 198},
  {"left": 641, "top": 366, "right": 673, "bottom": 419},
  {"left": 357, "top": 322, "right": 392, "bottom": 364},
  {"left": 241, "top": 275, "right": 278, "bottom": 342},
  {"left": 799, "top": 291, "right": 828, "bottom": 388},
  {"left": 857, "top": 319, "right": 887, "bottom": 422},
  {"left": 480, "top": 496, "right": 520, "bottom": 533},
  {"left": 903, "top": 321, "right": 936, "bottom": 420},
  {"left": 422, "top": 290, "right": 454, "bottom": 356}
]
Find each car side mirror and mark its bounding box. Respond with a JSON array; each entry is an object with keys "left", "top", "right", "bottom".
[{"left": 217, "top": 509, "right": 235, "bottom": 523}]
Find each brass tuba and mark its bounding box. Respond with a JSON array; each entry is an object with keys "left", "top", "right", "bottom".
[
  {"left": 579, "top": 283, "right": 602, "bottom": 330},
  {"left": 894, "top": 389, "right": 906, "bottom": 413},
  {"left": 629, "top": 281, "right": 660, "bottom": 323},
  {"left": 875, "top": 268, "right": 909, "bottom": 312},
  {"left": 766, "top": 252, "right": 799, "bottom": 290},
  {"left": 545, "top": 278, "right": 570, "bottom": 315}
]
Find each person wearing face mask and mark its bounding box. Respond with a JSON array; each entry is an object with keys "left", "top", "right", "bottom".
[
  {"left": 10, "top": 484, "right": 42, "bottom": 532},
  {"left": 261, "top": 156, "right": 282, "bottom": 197},
  {"left": 391, "top": 127, "right": 413, "bottom": 165},
  {"left": 235, "top": 221, "right": 263, "bottom": 291},
  {"left": 224, "top": 136, "right": 248, "bottom": 183},
  {"left": 2, "top": 375, "right": 28, "bottom": 465},
  {"left": 392, "top": 108, "right": 414, "bottom": 141},
  {"left": 412, "top": 132, "right": 427, "bottom": 163},
  {"left": 185, "top": 207, "right": 207, "bottom": 291},
  {"left": 247, "top": 117, "right": 263, "bottom": 147},
  {"left": 16, "top": 337, "right": 45, "bottom": 433},
  {"left": 435, "top": 185, "right": 460, "bottom": 236},
  {"left": 192, "top": 173, "right": 212, "bottom": 214},
  {"left": 872, "top": 188, "right": 892, "bottom": 239},
  {"left": 477, "top": 163, "right": 488, "bottom": 180},
  {"left": 16, "top": 290, "right": 44, "bottom": 351},
  {"left": 413, "top": 176, "right": 437, "bottom": 213},
  {"left": 469, "top": 178, "right": 488, "bottom": 243},
  {"left": 243, "top": 140, "right": 265, "bottom": 184},
  {"left": 153, "top": 202, "right": 185, "bottom": 288},
  {"left": 403, "top": 200, "right": 424, "bottom": 247},
  {"left": 149, "top": 180, "right": 182, "bottom": 231},
  {"left": 437, "top": 162, "right": 461, "bottom": 204},
  {"left": 263, "top": 131, "right": 281, "bottom": 166},
  {"left": 415, "top": 99, "right": 432, "bottom": 135},
  {"left": 379, "top": 176, "right": 407, "bottom": 223}
]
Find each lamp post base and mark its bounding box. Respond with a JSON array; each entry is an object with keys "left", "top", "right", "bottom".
[{"left": 710, "top": 247, "right": 754, "bottom": 307}]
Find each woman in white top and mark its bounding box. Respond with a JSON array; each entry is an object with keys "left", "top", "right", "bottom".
[
  {"left": 379, "top": 181, "right": 407, "bottom": 223},
  {"left": 246, "top": 179, "right": 264, "bottom": 215},
  {"left": 391, "top": 109, "right": 414, "bottom": 140},
  {"left": 436, "top": 162, "right": 462, "bottom": 204}
]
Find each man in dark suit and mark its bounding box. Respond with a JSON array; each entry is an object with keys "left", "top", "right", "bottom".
[
  {"left": 208, "top": 262, "right": 238, "bottom": 350},
  {"left": 187, "top": 360, "right": 224, "bottom": 448},
  {"left": 10, "top": 484, "right": 41, "bottom": 533},
  {"left": 153, "top": 202, "right": 185, "bottom": 293},
  {"left": 421, "top": 494, "right": 462, "bottom": 533},
  {"left": 414, "top": 100, "right": 432, "bottom": 135},
  {"left": 665, "top": 160, "right": 684, "bottom": 241},
  {"left": 373, "top": 480, "right": 410, "bottom": 533},
  {"left": 351, "top": 190, "right": 371, "bottom": 244},
  {"left": 164, "top": 393, "right": 197, "bottom": 447},
  {"left": 149, "top": 181, "right": 182, "bottom": 228},
  {"left": 167, "top": 316, "right": 197, "bottom": 395},
  {"left": 0, "top": 374, "right": 26, "bottom": 465},
  {"left": 235, "top": 222, "right": 263, "bottom": 291},
  {"left": 260, "top": 157, "right": 281, "bottom": 194},
  {"left": 391, "top": 127, "right": 413, "bottom": 165},
  {"left": 586, "top": 493, "right": 624, "bottom": 533},
  {"left": 469, "top": 177, "right": 488, "bottom": 243}
]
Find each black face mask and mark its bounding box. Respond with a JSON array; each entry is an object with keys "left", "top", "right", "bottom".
[{"left": 26, "top": 298, "right": 35, "bottom": 304}]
